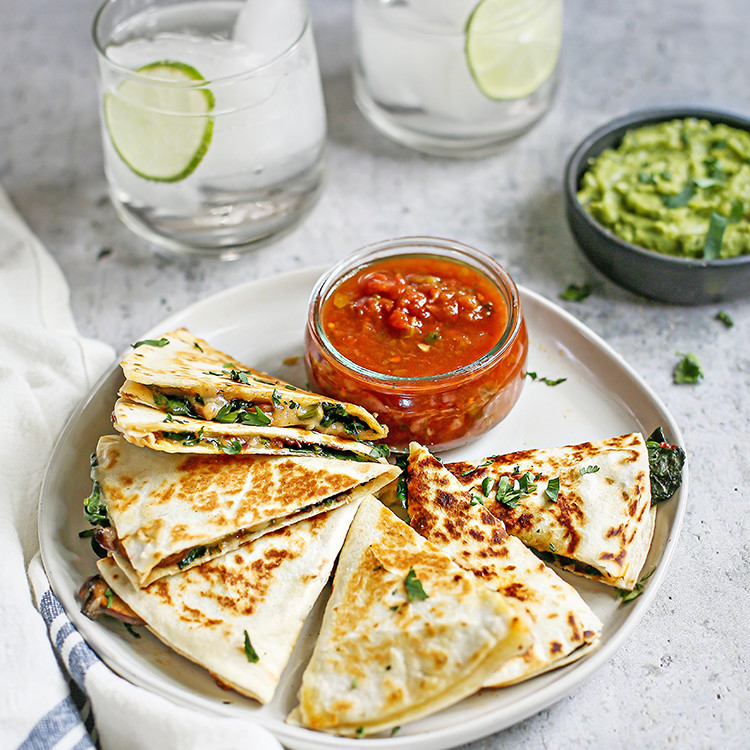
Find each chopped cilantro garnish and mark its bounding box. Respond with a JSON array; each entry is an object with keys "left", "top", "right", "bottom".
[
  {"left": 560, "top": 283, "right": 592, "bottom": 302},
  {"left": 405, "top": 568, "right": 428, "bottom": 602},
  {"left": 193, "top": 342, "right": 204, "bottom": 353},
  {"left": 351, "top": 679, "right": 358, "bottom": 689},
  {"left": 716, "top": 311, "right": 734, "bottom": 328},
  {"left": 579, "top": 465, "right": 600, "bottom": 475},
  {"left": 243, "top": 630, "right": 259, "bottom": 662},
  {"left": 356, "top": 727, "right": 365, "bottom": 739},
  {"left": 544, "top": 477, "right": 560, "bottom": 502},
  {"left": 131, "top": 337, "right": 169, "bottom": 348},
  {"left": 461, "top": 459, "right": 492, "bottom": 476},
  {"left": 481, "top": 477, "right": 494, "bottom": 496},
  {"left": 469, "top": 491, "right": 485, "bottom": 506},
  {"left": 424, "top": 330, "right": 441, "bottom": 344},
  {"left": 526, "top": 371, "right": 567, "bottom": 386},
  {"left": 271, "top": 389, "right": 282, "bottom": 408},
  {"left": 105, "top": 587, "right": 114, "bottom": 609},
  {"left": 703, "top": 212, "right": 727, "bottom": 259},
  {"left": 673, "top": 352, "right": 703, "bottom": 384},
  {"left": 495, "top": 471, "right": 538, "bottom": 508},
  {"left": 660, "top": 181, "right": 696, "bottom": 209}
]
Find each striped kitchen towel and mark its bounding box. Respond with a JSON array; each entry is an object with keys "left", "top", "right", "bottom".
[{"left": 0, "top": 185, "right": 281, "bottom": 750}]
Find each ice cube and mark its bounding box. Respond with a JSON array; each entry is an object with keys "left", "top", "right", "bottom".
[{"left": 232, "top": 0, "right": 306, "bottom": 64}]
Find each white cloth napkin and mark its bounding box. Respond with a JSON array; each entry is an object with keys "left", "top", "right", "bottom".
[{"left": 0, "top": 186, "right": 283, "bottom": 750}]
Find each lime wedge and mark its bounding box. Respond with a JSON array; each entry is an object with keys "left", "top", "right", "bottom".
[
  {"left": 465, "top": 0, "right": 562, "bottom": 100},
  {"left": 104, "top": 61, "right": 215, "bottom": 182}
]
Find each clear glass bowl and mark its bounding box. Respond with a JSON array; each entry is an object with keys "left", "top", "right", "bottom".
[{"left": 304, "top": 237, "right": 528, "bottom": 451}]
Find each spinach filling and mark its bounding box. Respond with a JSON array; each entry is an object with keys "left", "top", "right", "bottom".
[
  {"left": 83, "top": 452, "right": 109, "bottom": 527},
  {"left": 214, "top": 399, "right": 272, "bottom": 426},
  {"left": 150, "top": 390, "right": 200, "bottom": 418},
  {"left": 646, "top": 427, "right": 685, "bottom": 505}
]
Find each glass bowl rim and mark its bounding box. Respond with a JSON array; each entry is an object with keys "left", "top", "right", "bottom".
[{"left": 306, "top": 236, "right": 525, "bottom": 387}]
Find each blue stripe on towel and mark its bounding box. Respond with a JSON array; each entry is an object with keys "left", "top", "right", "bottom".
[
  {"left": 55, "top": 621, "right": 75, "bottom": 651},
  {"left": 30, "top": 586, "right": 101, "bottom": 749},
  {"left": 38, "top": 589, "right": 65, "bottom": 625},
  {"left": 66, "top": 641, "right": 99, "bottom": 688},
  {"left": 17, "top": 696, "right": 95, "bottom": 750}
]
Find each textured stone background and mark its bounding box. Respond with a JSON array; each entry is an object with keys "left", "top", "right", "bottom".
[{"left": 2, "top": 0, "right": 749, "bottom": 746}]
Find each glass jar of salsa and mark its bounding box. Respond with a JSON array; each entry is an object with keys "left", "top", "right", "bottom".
[{"left": 304, "top": 237, "right": 528, "bottom": 451}]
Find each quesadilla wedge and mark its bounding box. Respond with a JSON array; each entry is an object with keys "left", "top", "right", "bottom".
[
  {"left": 95, "top": 501, "right": 364, "bottom": 704},
  {"left": 406, "top": 442, "right": 602, "bottom": 687},
  {"left": 446, "top": 433, "right": 655, "bottom": 590},
  {"left": 120, "top": 328, "right": 387, "bottom": 441},
  {"left": 112, "top": 399, "right": 388, "bottom": 463},
  {"left": 288, "top": 495, "right": 532, "bottom": 737},
  {"left": 86, "top": 435, "right": 399, "bottom": 587}
]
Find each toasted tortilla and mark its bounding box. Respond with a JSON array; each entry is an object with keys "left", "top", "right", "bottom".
[
  {"left": 97, "top": 501, "right": 363, "bottom": 704},
  {"left": 445, "top": 433, "right": 655, "bottom": 590},
  {"left": 289, "top": 495, "right": 532, "bottom": 737},
  {"left": 406, "top": 442, "right": 602, "bottom": 687},
  {"left": 90, "top": 435, "right": 399, "bottom": 587},
  {"left": 120, "top": 329, "right": 387, "bottom": 441},
  {"left": 112, "top": 399, "right": 386, "bottom": 463}
]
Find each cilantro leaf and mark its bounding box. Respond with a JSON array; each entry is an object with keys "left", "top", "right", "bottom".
[
  {"left": 544, "top": 477, "right": 560, "bottom": 502},
  {"left": 673, "top": 352, "right": 703, "bottom": 384},
  {"left": 579, "top": 465, "right": 600, "bottom": 475},
  {"left": 716, "top": 311, "right": 734, "bottom": 328},
  {"left": 424, "top": 330, "right": 441, "bottom": 344},
  {"left": 560, "top": 283, "right": 592, "bottom": 302},
  {"left": 243, "top": 630, "right": 259, "bottom": 662},
  {"left": 703, "top": 212, "right": 727, "bottom": 259},
  {"left": 526, "top": 371, "right": 566, "bottom": 386},
  {"left": 131, "top": 337, "right": 169, "bottom": 349},
  {"left": 405, "top": 568, "right": 428, "bottom": 602},
  {"left": 660, "top": 181, "right": 696, "bottom": 208}
]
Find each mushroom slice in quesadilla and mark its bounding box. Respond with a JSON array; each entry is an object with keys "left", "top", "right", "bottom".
[
  {"left": 112, "top": 399, "right": 387, "bottom": 463},
  {"left": 446, "top": 433, "right": 655, "bottom": 590},
  {"left": 86, "top": 435, "right": 399, "bottom": 588},
  {"left": 288, "top": 495, "right": 532, "bottom": 737},
  {"left": 120, "top": 328, "right": 387, "bottom": 441},
  {"left": 95, "top": 501, "right": 364, "bottom": 704},
  {"left": 406, "top": 442, "right": 602, "bottom": 687}
]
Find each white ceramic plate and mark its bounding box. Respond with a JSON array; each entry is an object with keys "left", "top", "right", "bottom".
[{"left": 39, "top": 266, "right": 688, "bottom": 750}]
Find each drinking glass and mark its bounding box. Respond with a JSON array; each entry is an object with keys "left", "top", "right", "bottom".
[
  {"left": 353, "top": 0, "right": 563, "bottom": 157},
  {"left": 93, "top": 0, "right": 327, "bottom": 259}
]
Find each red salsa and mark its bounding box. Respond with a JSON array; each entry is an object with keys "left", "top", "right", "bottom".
[
  {"left": 305, "top": 247, "right": 528, "bottom": 451},
  {"left": 320, "top": 257, "right": 507, "bottom": 377}
]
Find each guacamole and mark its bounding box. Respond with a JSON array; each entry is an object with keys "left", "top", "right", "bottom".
[{"left": 577, "top": 118, "right": 750, "bottom": 259}]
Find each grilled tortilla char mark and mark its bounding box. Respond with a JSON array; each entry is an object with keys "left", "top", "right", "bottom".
[{"left": 79, "top": 575, "right": 144, "bottom": 625}]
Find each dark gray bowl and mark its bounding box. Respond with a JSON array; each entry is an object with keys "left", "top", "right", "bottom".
[{"left": 564, "top": 107, "right": 750, "bottom": 305}]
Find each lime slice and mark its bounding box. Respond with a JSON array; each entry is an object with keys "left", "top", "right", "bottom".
[
  {"left": 465, "top": 0, "right": 562, "bottom": 100},
  {"left": 105, "top": 61, "right": 215, "bottom": 182}
]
